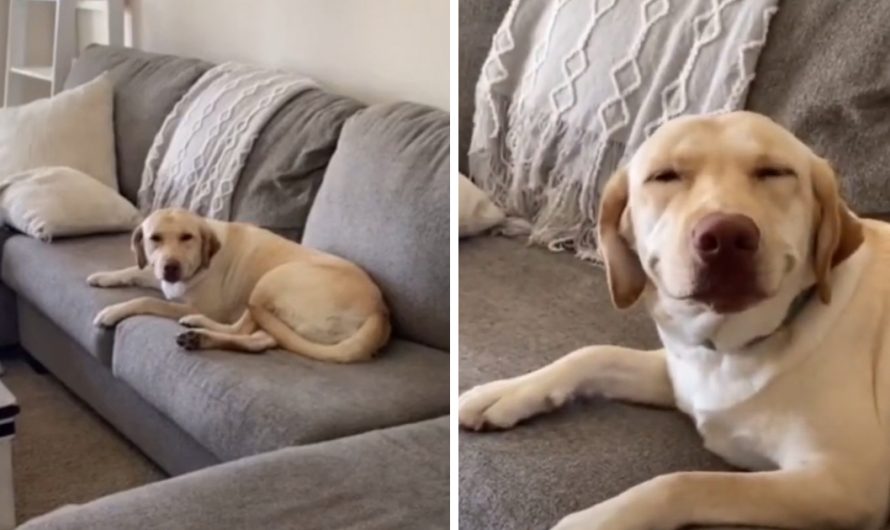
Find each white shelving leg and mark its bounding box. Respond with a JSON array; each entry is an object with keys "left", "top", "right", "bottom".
[
  {"left": 51, "top": 0, "right": 76, "bottom": 95},
  {"left": 107, "top": 0, "right": 124, "bottom": 47},
  {"left": 4, "top": 0, "right": 27, "bottom": 106}
]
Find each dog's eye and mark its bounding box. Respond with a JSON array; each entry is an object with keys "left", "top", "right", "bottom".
[
  {"left": 754, "top": 166, "right": 795, "bottom": 179},
  {"left": 149, "top": 234, "right": 161, "bottom": 243},
  {"left": 648, "top": 169, "right": 681, "bottom": 183},
  {"left": 180, "top": 234, "right": 194, "bottom": 242}
]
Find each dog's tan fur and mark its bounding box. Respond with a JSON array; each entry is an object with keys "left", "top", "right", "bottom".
[
  {"left": 459, "top": 112, "right": 890, "bottom": 529},
  {"left": 89, "top": 208, "right": 390, "bottom": 363}
]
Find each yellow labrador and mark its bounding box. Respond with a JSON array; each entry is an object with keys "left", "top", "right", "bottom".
[
  {"left": 458, "top": 111, "right": 890, "bottom": 529},
  {"left": 88, "top": 208, "right": 390, "bottom": 363}
]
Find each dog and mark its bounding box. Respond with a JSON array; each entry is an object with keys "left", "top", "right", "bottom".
[
  {"left": 458, "top": 111, "right": 890, "bottom": 529},
  {"left": 88, "top": 208, "right": 390, "bottom": 363}
]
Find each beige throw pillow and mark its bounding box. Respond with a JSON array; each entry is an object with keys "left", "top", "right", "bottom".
[
  {"left": 459, "top": 173, "right": 504, "bottom": 238},
  {"left": 0, "top": 74, "right": 117, "bottom": 190},
  {"left": 1, "top": 167, "right": 140, "bottom": 241}
]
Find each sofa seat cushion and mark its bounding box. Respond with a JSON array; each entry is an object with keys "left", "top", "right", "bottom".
[
  {"left": 1, "top": 234, "right": 157, "bottom": 365},
  {"left": 19, "top": 417, "right": 448, "bottom": 530},
  {"left": 459, "top": 236, "right": 734, "bottom": 530},
  {"left": 112, "top": 316, "right": 449, "bottom": 461}
]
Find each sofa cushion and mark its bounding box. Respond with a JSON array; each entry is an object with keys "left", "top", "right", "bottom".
[
  {"left": 745, "top": 1, "right": 890, "bottom": 214},
  {"left": 231, "top": 88, "right": 365, "bottom": 241},
  {"left": 459, "top": 236, "right": 733, "bottom": 530},
  {"left": 1, "top": 234, "right": 157, "bottom": 365},
  {"left": 303, "top": 103, "right": 449, "bottom": 351},
  {"left": 64, "top": 45, "right": 212, "bottom": 203},
  {"left": 19, "top": 417, "right": 448, "bottom": 530},
  {"left": 112, "top": 316, "right": 449, "bottom": 461}
]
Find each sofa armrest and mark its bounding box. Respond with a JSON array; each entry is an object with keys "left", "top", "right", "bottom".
[{"left": 18, "top": 417, "right": 448, "bottom": 530}]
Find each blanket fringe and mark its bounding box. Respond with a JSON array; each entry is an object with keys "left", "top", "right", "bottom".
[{"left": 470, "top": 92, "right": 621, "bottom": 261}]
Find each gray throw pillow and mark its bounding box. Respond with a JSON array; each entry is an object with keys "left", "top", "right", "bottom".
[{"left": 231, "top": 88, "right": 364, "bottom": 241}]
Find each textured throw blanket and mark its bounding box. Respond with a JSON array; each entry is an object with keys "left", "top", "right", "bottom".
[
  {"left": 470, "top": 0, "right": 778, "bottom": 259},
  {"left": 139, "top": 63, "right": 316, "bottom": 219}
]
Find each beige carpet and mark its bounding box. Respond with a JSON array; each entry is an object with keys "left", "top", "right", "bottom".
[{"left": 1, "top": 355, "right": 165, "bottom": 525}]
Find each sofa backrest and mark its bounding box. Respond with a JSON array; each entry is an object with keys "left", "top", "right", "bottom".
[
  {"left": 64, "top": 45, "right": 364, "bottom": 241},
  {"left": 302, "top": 103, "right": 450, "bottom": 351},
  {"left": 64, "top": 45, "right": 211, "bottom": 203},
  {"left": 458, "top": 0, "right": 511, "bottom": 175}
]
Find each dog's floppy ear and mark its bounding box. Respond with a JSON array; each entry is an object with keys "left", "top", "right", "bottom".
[
  {"left": 811, "top": 157, "right": 863, "bottom": 304},
  {"left": 598, "top": 168, "right": 646, "bottom": 309},
  {"left": 130, "top": 226, "right": 147, "bottom": 269},
  {"left": 200, "top": 224, "right": 221, "bottom": 269}
]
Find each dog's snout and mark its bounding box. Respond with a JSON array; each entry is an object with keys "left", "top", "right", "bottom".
[
  {"left": 692, "top": 213, "right": 760, "bottom": 263},
  {"left": 163, "top": 261, "right": 182, "bottom": 282}
]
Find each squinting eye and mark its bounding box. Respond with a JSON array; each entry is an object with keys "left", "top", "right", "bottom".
[
  {"left": 649, "top": 169, "right": 681, "bottom": 183},
  {"left": 149, "top": 234, "right": 161, "bottom": 243},
  {"left": 754, "top": 166, "right": 796, "bottom": 179},
  {"left": 180, "top": 234, "right": 194, "bottom": 242}
]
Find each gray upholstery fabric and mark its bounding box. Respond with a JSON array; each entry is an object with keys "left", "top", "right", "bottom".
[
  {"left": 458, "top": 0, "right": 510, "bottom": 175},
  {"left": 231, "top": 88, "right": 364, "bottom": 241},
  {"left": 0, "top": 281, "right": 17, "bottom": 347},
  {"left": 19, "top": 417, "right": 448, "bottom": 530},
  {"left": 459, "top": 237, "right": 733, "bottom": 530},
  {"left": 0, "top": 227, "right": 19, "bottom": 346},
  {"left": 303, "top": 103, "right": 450, "bottom": 351},
  {"left": 745, "top": 0, "right": 890, "bottom": 214},
  {"left": 64, "top": 45, "right": 212, "bottom": 203},
  {"left": 1, "top": 235, "right": 158, "bottom": 365},
  {"left": 18, "top": 299, "right": 218, "bottom": 475},
  {"left": 112, "top": 316, "right": 449, "bottom": 461}
]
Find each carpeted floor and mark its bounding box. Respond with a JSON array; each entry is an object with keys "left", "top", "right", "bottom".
[{"left": 1, "top": 353, "right": 165, "bottom": 525}]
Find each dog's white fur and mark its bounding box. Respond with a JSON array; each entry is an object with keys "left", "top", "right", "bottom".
[
  {"left": 458, "top": 112, "right": 890, "bottom": 529},
  {"left": 89, "top": 208, "right": 390, "bottom": 363}
]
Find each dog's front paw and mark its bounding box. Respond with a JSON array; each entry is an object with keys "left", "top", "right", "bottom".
[
  {"left": 93, "top": 306, "right": 125, "bottom": 327},
  {"left": 176, "top": 330, "right": 205, "bottom": 351},
  {"left": 87, "top": 272, "right": 121, "bottom": 288},
  {"left": 87, "top": 272, "right": 108, "bottom": 287},
  {"left": 458, "top": 376, "right": 557, "bottom": 431},
  {"left": 178, "top": 314, "right": 207, "bottom": 329},
  {"left": 552, "top": 504, "right": 646, "bottom": 530},
  {"left": 552, "top": 484, "right": 667, "bottom": 530}
]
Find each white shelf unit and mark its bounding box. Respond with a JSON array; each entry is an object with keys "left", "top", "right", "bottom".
[{"left": 3, "top": 0, "right": 124, "bottom": 107}]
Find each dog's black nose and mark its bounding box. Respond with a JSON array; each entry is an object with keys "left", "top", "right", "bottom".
[
  {"left": 692, "top": 213, "right": 760, "bottom": 263},
  {"left": 163, "top": 262, "right": 181, "bottom": 282}
]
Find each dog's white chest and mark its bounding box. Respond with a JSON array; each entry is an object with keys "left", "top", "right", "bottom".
[
  {"left": 161, "top": 281, "right": 188, "bottom": 301},
  {"left": 693, "top": 410, "right": 777, "bottom": 470},
  {"left": 668, "top": 350, "right": 779, "bottom": 470}
]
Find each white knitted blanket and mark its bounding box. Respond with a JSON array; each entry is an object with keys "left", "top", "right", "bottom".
[
  {"left": 139, "top": 62, "right": 316, "bottom": 219},
  {"left": 470, "top": 0, "right": 778, "bottom": 259}
]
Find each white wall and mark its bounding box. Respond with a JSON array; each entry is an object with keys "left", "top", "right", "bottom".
[{"left": 128, "top": 0, "right": 449, "bottom": 110}]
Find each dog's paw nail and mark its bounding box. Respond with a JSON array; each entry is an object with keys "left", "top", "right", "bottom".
[{"left": 176, "top": 331, "right": 201, "bottom": 350}]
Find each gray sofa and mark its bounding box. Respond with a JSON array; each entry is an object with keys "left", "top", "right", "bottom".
[
  {"left": 1, "top": 45, "right": 448, "bottom": 528},
  {"left": 459, "top": 1, "right": 890, "bottom": 529}
]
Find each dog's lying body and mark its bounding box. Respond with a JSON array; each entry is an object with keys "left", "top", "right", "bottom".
[
  {"left": 459, "top": 112, "right": 890, "bottom": 529},
  {"left": 89, "top": 208, "right": 390, "bottom": 363}
]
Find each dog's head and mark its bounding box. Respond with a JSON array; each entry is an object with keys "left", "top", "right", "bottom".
[
  {"left": 131, "top": 208, "right": 221, "bottom": 284},
  {"left": 599, "top": 111, "right": 863, "bottom": 320}
]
